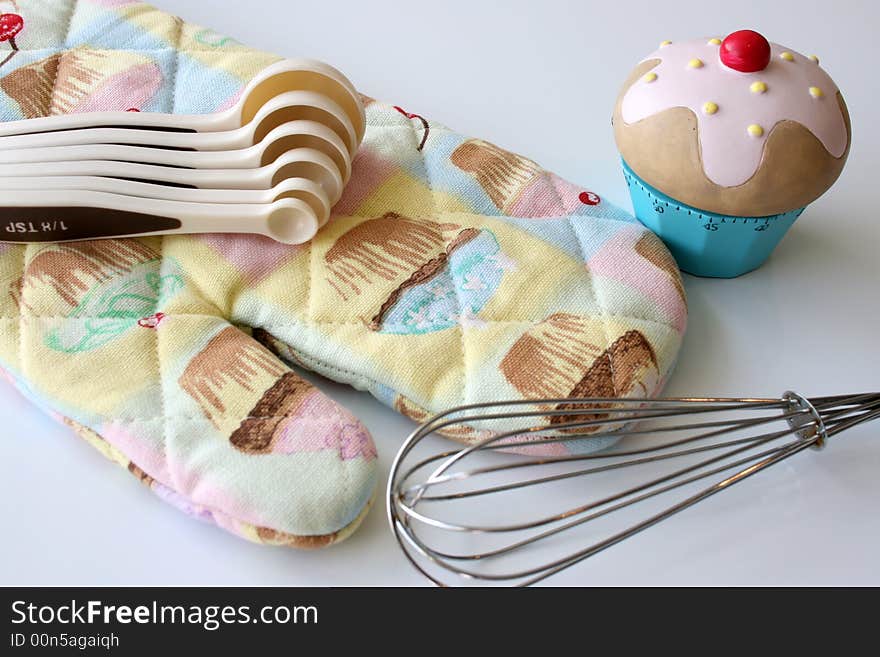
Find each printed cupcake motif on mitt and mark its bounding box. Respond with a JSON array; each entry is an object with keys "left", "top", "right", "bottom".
[
  {"left": 452, "top": 139, "right": 595, "bottom": 217},
  {"left": 180, "top": 326, "right": 306, "bottom": 449},
  {"left": 1, "top": 48, "right": 164, "bottom": 118},
  {"left": 255, "top": 526, "right": 339, "bottom": 550},
  {"left": 324, "top": 212, "right": 513, "bottom": 334},
  {"left": 501, "top": 314, "right": 660, "bottom": 431},
  {"left": 179, "top": 327, "right": 376, "bottom": 461},
  {"left": 43, "top": 259, "right": 183, "bottom": 353},
  {"left": 10, "top": 240, "right": 182, "bottom": 353},
  {"left": 14, "top": 239, "right": 159, "bottom": 308},
  {"left": 634, "top": 232, "right": 687, "bottom": 306},
  {"left": 0, "top": 53, "right": 60, "bottom": 118}
]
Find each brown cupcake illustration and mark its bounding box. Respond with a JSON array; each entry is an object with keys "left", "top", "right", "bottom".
[
  {"left": 501, "top": 315, "right": 660, "bottom": 431},
  {"left": 2, "top": 48, "right": 163, "bottom": 119},
  {"left": 0, "top": 52, "right": 61, "bottom": 118},
  {"left": 394, "top": 393, "right": 480, "bottom": 441},
  {"left": 179, "top": 326, "right": 314, "bottom": 454},
  {"left": 127, "top": 462, "right": 156, "bottom": 487},
  {"left": 52, "top": 48, "right": 163, "bottom": 114},
  {"left": 635, "top": 232, "right": 687, "bottom": 306},
  {"left": 501, "top": 313, "right": 607, "bottom": 399},
  {"left": 251, "top": 327, "right": 309, "bottom": 369},
  {"left": 255, "top": 526, "right": 338, "bottom": 550},
  {"left": 48, "top": 48, "right": 113, "bottom": 114},
  {"left": 324, "top": 212, "right": 479, "bottom": 330},
  {"left": 451, "top": 139, "right": 543, "bottom": 212},
  {"left": 12, "top": 239, "right": 159, "bottom": 311}
]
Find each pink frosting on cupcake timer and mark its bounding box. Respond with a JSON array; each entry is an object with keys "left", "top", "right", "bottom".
[{"left": 620, "top": 37, "right": 848, "bottom": 187}]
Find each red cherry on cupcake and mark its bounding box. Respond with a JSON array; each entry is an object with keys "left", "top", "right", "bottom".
[
  {"left": 720, "top": 30, "right": 771, "bottom": 72},
  {"left": 0, "top": 13, "right": 23, "bottom": 44}
]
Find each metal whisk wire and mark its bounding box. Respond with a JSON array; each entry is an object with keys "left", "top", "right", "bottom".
[{"left": 387, "top": 392, "right": 880, "bottom": 586}]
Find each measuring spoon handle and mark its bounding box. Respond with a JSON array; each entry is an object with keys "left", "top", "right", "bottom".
[
  {"left": 0, "top": 108, "right": 235, "bottom": 139},
  {"left": 0, "top": 143, "right": 261, "bottom": 169},
  {"left": 0, "top": 190, "right": 318, "bottom": 244},
  {"left": 0, "top": 176, "right": 332, "bottom": 227},
  {"left": 0, "top": 124, "right": 250, "bottom": 152}
]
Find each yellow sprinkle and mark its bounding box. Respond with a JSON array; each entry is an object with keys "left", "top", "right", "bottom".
[
  {"left": 809, "top": 54, "right": 820, "bottom": 63},
  {"left": 660, "top": 40, "right": 672, "bottom": 47},
  {"left": 702, "top": 101, "right": 718, "bottom": 115},
  {"left": 747, "top": 124, "right": 764, "bottom": 137},
  {"left": 688, "top": 58, "right": 704, "bottom": 69},
  {"left": 780, "top": 52, "right": 795, "bottom": 61},
  {"left": 809, "top": 86, "right": 824, "bottom": 98},
  {"left": 643, "top": 72, "right": 658, "bottom": 83},
  {"left": 707, "top": 38, "right": 722, "bottom": 45},
  {"left": 750, "top": 81, "right": 768, "bottom": 94}
]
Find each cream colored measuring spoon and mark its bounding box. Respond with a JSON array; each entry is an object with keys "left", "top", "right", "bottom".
[
  {"left": 0, "top": 191, "right": 318, "bottom": 244},
  {"left": 0, "top": 90, "right": 360, "bottom": 158},
  {"left": 0, "top": 175, "right": 332, "bottom": 226},
  {"left": 0, "top": 58, "right": 366, "bottom": 142},
  {"left": 0, "top": 148, "right": 345, "bottom": 200},
  {"left": 0, "top": 120, "right": 352, "bottom": 180}
]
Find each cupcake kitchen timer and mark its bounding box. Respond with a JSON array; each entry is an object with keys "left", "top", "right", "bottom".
[{"left": 613, "top": 30, "right": 851, "bottom": 277}]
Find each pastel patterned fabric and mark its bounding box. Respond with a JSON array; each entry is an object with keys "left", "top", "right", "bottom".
[{"left": 0, "top": 0, "right": 687, "bottom": 546}]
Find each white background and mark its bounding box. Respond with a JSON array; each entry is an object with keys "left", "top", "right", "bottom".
[{"left": 1, "top": 0, "right": 878, "bottom": 586}]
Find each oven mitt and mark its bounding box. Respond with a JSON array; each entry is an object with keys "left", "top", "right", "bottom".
[{"left": 0, "top": 0, "right": 687, "bottom": 546}]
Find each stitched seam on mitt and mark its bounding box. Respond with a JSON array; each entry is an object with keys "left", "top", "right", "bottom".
[
  {"left": 62, "top": 0, "right": 78, "bottom": 50},
  {"left": 74, "top": 318, "right": 681, "bottom": 424},
  {"left": 16, "top": 245, "right": 27, "bottom": 391},
  {"left": 65, "top": 415, "right": 362, "bottom": 543},
  {"left": 156, "top": 16, "right": 186, "bottom": 494},
  {"left": 566, "top": 207, "right": 619, "bottom": 396},
  {"left": 0, "top": 314, "right": 680, "bottom": 328},
  {"left": 407, "top": 106, "right": 468, "bottom": 407}
]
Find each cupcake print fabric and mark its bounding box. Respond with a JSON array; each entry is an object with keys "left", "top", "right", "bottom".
[{"left": 0, "top": 0, "right": 687, "bottom": 547}]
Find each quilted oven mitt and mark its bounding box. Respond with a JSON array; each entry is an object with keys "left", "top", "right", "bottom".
[{"left": 0, "top": 0, "right": 687, "bottom": 547}]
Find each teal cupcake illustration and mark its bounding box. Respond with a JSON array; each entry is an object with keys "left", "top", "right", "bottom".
[
  {"left": 324, "top": 212, "right": 510, "bottom": 334},
  {"left": 11, "top": 239, "right": 181, "bottom": 354},
  {"left": 613, "top": 30, "right": 851, "bottom": 277},
  {"left": 378, "top": 228, "right": 506, "bottom": 335}
]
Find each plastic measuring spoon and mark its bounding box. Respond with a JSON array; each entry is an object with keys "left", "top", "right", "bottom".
[
  {"left": 0, "top": 175, "right": 332, "bottom": 226},
  {"left": 0, "top": 90, "right": 360, "bottom": 158},
  {"left": 0, "top": 148, "right": 345, "bottom": 201},
  {"left": 0, "top": 120, "right": 352, "bottom": 180},
  {"left": 0, "top": 58, "right": 366, "bottom": 142},
  {"left": 0, "top": 191, "right": 318, "bottom": 244}
]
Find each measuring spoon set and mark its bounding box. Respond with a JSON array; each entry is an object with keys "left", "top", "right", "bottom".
[{"left": 0, "top": 59, "right": 365, "bottom": 244}]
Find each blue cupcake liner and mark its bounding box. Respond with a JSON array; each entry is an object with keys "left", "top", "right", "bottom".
[{"left": 621, "top": 160, "right": 804, "bottom": 278}]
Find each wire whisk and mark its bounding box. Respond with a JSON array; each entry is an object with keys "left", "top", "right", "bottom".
[{"left": 387, "top": 391, "right": 880, "bottom": 586}]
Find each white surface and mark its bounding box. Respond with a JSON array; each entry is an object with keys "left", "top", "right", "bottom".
[{"left": 1, "top": 0, "right": 878, "bottom": 586}]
